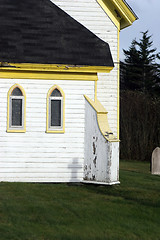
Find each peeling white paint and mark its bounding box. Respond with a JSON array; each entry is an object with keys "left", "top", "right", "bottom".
[{"left": 84, "top": 99, "right": 119, "bottom": 184}]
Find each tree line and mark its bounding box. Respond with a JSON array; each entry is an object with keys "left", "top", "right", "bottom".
[{"left": 120, "top": 31, "right": 160, "bottom": 161}]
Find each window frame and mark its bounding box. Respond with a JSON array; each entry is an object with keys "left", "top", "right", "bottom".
[
  {"left": 46, "top": 85, "right": 65, "bottom": 133},
  {"left": 7, "top": 84, "right": 26, "bottom": 133}
]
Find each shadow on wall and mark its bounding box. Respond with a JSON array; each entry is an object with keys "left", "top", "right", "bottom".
[{"left": 68, "top": 158, "right": 82, "bottom": 183}]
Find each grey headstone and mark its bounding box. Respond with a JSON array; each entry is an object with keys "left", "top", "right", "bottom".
[{"left": 151, "top": 147, "right": 160, "bottom": 175}]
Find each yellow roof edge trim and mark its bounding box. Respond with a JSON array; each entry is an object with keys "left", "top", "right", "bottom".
[
  {"left": 0, "top": 62, "right": 114, "bottom": 73},
  {"left": 97, "top": 0, "right": 120, "bottom": 30},
  {"left": 98, "top": 0, "right": 137, "bottom": 30},
  {"left": 84, "top": 95, "right": 119, "bottom": 142}
]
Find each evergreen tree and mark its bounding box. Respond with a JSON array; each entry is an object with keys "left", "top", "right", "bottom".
[
  {"left": 120, "top": 39, "right": 141, "bottom": 90},
  {"left": 121, "top": 31, "right": 160, "bottom": 95}
]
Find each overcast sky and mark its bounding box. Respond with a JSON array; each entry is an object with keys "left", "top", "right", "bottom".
[{"left": 120, "top": 0, "right": 160, "bottom": 61}]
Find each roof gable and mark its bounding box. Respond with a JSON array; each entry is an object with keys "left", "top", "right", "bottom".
[{"left": 0, "top": 0, "right": 114, "bottom": 67}]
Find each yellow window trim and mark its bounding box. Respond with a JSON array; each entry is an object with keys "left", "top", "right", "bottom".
[
  {"left": 97, "top": 0, "right": 137, "bottom": 30},
  {"left": 0, "top": 63, "right": 113, "bottom": 81},
  {"left": 46, "top": 85, "right": 65, "bottom": 133},
  {"left": 7, "top": 83, "right": 26, "bottom": 133}
]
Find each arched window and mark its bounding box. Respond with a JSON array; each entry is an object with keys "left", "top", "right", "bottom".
[
  {"left": 7, "top": 84, "right": 26, "bottom": 132},
  {"left": 47, "top": 85, "right": 65, "bottom": 133}
]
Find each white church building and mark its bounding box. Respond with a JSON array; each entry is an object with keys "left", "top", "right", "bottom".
[{"left": 0, "top": 0, "right": 137, "bottom": 184}]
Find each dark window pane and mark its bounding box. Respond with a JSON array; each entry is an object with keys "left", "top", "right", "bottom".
[
  {"left": 12, "top": 87, "right": 23, "bottom": 96},
  {"left": 51, "top": 100, "right": 61, "bottom": 126},
  {"left": 12, "top": 99, "right": 22, "bottom": 126},
  {"left": 50, "top": 89, "right": 62, "bottom": 97}
]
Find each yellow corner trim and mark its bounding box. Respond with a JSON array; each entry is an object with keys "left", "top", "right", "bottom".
[
  {"left": 84, "top": 95, "right": 119, "bottom": 142},
  {"left": 117, "top": 29, "right": 120, "bottom": 140},
  {"left": 46, "top": 85, "right": 65, "bottom": 133},
  {"left": 7, "top": 84, "right": 26, "bottom": 133}
]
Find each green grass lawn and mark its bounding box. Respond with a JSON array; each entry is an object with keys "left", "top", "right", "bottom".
[{"left": 0, "top": 161, "right": 160, "bottom": 240}]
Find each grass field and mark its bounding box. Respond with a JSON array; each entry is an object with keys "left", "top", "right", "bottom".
[{"left": 0, "top": 161, "right": 160, "bottom": 240}]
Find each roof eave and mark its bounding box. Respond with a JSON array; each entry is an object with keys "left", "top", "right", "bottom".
[
  {"left": 99, "top": 0, "right": 137, "bottom": 30},
  {"left": 0, "top": 62, "right": 114, "bottom": 73},
  {"left": 111, "top": 0, "right": 138, "bottom": 29}
]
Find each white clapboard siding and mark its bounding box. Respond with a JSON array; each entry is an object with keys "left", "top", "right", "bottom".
[
  {"left": 0, "top": 173, "right": 83, "bottom": 178},
  {"left": 0, "top": 138, "right": 84, "bottom": 144},
  {"left": 0, "top": 158, "right": 83, "bottom": 164},
  {"left": 0, "top": 78, "right": 94, "bottom": 182},
  {"left": 0, "top": 162, "right": 82, "bottom": 167},
  {"left": 0, "top": 178, "right": 82, "bottom": 183},
  {"left": 0, "top": 142, "right": 84, "bottom": 148},
  {"left": 0, "top": 132, "right": 85, "bottom": 138},
  {"left": 0, "top": 126, "right": 84, "bottom": 133},
  {"left": 0, "top": 153, "right": 84, "bottom": 160},
  {"left": 50, "top": 0, "right": 118, "bottom": 135},
  {"left": 0, "top": 167, "right": 83, "bottom": 173},
  {"left": 0, "top": 147, "right": 84, "bottom": 153}
]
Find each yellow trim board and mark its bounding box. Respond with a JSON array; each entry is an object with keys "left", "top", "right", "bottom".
[
  {"left": 0, "top": 62, "right": 113, "bottom": 80},
  {"left": 7, "top": 83, "right": 26, "bottom": 133},
  {"left": 84, "top": 95, "right": 119, "bottom": 142},
  {"left": 0, "top": 63, "right": 113, "bottom": 81},
  {"left": 46, "top": 85, "right": 65, "bottom": 133},
  {"left": 97, "top": 0, "right": 137, "bottom": 30},
  {"left": 113, "top": 0, "right": 137, "bottom": 21},
  {"left": 117, "top": 29, "right": 120, "bottom": 140},
  {"left": 84, "top": 95, "right": 108, "bottom": 114},
  {"left": 0, "top": 70, "right": 98, "bottom": 81},
  {"left": 0, "top": 62, "right": 114, "bottom": 73}
]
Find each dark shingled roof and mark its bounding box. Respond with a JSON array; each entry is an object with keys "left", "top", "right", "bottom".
[{"left": 0, "top": 0, "right": 114, "bottom": 67}]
